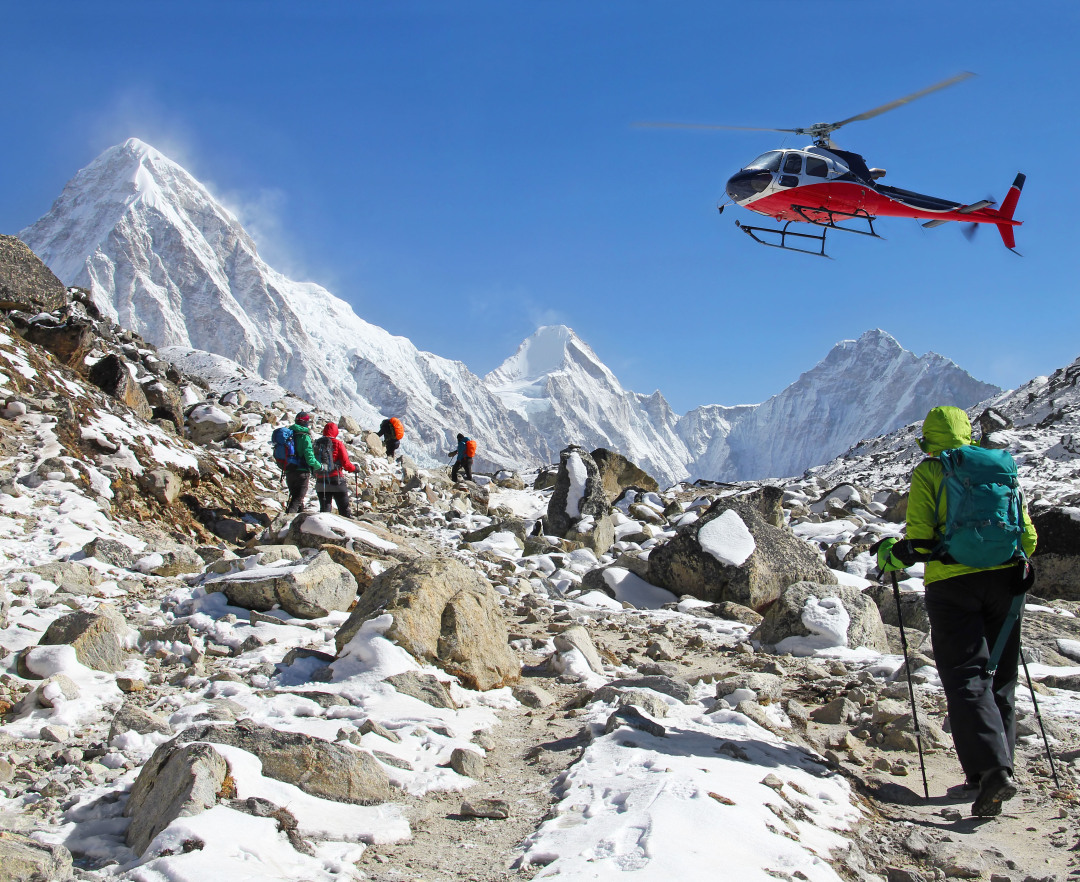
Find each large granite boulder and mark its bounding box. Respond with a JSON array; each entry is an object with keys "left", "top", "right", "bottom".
[
  {"left": 647, "top": 496, "right": 835, "bottom": 611},
  {"left": 38, "top": 608, "right": 128, "bottom": 673},
  {"left": 282, "top": 512, "right": 427, "bottom": 560},
  {"left": 124, "top": 741, "right": 228, "bottom": 856},
  {"left": 335, "top": 556, "right": 520, "bottom": 691},
  {"left": 751, "top": 581, "right": 889, "bottom": 653},
  {"left": 203, "top": 550, "right": 355, "bottom": 619},
  {"left": 545, "top": 445, "right": 609, "bottom": 538},
  {"left": 186, "top": 404, "right": 241, "bottom": 445},
  {"left": 1030, "top": 507, "right": 1080, "bottom": 601},
  {"left": 20, "top": 315, "right": 95, "bottom": 369},
  {"left": 0, "top": 830, "right": 74, "bottom": 881},
  {"left": 176, "top": 719, "right": 392, "bottom": 805},
  {"left": 0, "top": 235, "right": 68, "bottom": 314},
  {"left": 865, "top": 581, "right": 931, "bottom": 632},
  {"left": 591, "top": 448, "right": 659, "bottom": 503},
  {"left": 88, "top": 353, "right": 153, "bottom": 420}
]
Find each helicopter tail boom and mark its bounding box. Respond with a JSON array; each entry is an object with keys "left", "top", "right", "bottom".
[{"left": 995, "top": 173, "right": 1025, "bottom": 252}]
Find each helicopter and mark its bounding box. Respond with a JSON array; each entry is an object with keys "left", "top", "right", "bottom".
[{"left": 641, "top": 72, "right": 1025, "bottom": 258}]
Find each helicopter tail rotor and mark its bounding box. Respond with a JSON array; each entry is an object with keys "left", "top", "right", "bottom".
[{"left": 995, "top": 173, "right": 1026, "bottom": 253}]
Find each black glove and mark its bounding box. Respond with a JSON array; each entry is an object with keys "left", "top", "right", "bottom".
[{"left": 890, "top": 539, "right": 936, "bottom": 566}]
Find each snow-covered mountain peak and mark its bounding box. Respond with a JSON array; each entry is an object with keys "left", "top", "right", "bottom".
[{"left": 486, "top": 325, "right": 617, "bottom": 388}]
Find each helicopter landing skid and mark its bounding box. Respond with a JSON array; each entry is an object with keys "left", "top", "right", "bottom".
[{"left": 733, "top": 206, "right": 881, "bottom": 257}]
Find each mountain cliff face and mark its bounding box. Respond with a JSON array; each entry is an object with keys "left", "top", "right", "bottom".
[{"left": 19, "top": 140, "right": 1000, "bottom": 483}]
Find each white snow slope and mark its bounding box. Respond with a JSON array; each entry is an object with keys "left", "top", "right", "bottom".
[{"left": 20, "top": 140, "right": 997, "bottom": 484}]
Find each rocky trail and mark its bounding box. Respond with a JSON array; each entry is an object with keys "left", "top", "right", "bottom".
[{"left": 1, "top": 261, "right": 1080, "bottom": 882}]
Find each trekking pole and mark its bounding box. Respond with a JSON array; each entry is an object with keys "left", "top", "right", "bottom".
[
  {"left": 1019, "top": 641, "right": 1061, "bottom": 789},
  {"left": 891, "top": 571, "right": 930, "bottom": 799}
]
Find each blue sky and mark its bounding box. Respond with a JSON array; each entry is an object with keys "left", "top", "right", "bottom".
[{"left": 4, "top": 1, "right": 1078, "bottom": 412}]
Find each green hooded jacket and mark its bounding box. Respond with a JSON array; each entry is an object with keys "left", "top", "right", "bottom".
[
  {"left": 289, "top": 423, "right": 324, "bottom": 472},
  {"left": 906, "top": 405, "right": 1037, "bottom": 585}
]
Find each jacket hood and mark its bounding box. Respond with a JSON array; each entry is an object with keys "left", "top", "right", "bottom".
[
  {"left": 322, "top": 422, "right": 339, "bottom": 438},
  {"left": 920, "top": 406, "right": 972, "bottom": 455}
]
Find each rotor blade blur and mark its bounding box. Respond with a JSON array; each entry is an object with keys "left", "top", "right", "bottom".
[
  {"left": 633, "top": 122, "right": 802, "bottom": 134},
  {"left": 830, "top": 72, "right": 976, "bottom": 129}
]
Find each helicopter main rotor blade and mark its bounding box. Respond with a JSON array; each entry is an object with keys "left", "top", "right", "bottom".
[
  {"left": 633, "top": 122, "right": 803, "bottom": 134},
  {"left": 829, "top": 71, "right": 976, "bottom": 131}
]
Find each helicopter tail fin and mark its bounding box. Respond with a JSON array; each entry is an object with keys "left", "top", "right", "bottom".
[{"left": 995, "top": 173, "right": 1025, "bottom": 252}]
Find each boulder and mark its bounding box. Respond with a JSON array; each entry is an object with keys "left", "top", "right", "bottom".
[
  {"left": 27, "top": 561, "right": 101, "bottom": 595},
  {"left": 363, "top": 431, "right": 386, "bottom": 456},
  {"left": 142, "top": 378, "right": 185, "bottom": 430},
  {"left": 38, "top": 608, "right": 127, "bottom": 672},
  {"left": 20, "top": 315, "right": 95, "bottom": 369},
  {"left": 553, "top": 624, "right": 606, "bottom": 676},
  {"left": 1031, "top": 507, "right": 1080, "bottom": 601},
  {"left": 383, "top": 671, "right": 457, "bottom": 708},
  {"left": 751, "top": 581, "right": 889, "bottom": 653},
  {"left": 204, "top": 550, "right": 355, "bottom": 619},
  {"left": 138, "top": 469, "right": 182, "bottom": 506},
  {"left": 176, "top": 719, "right": 392, "bottom": 805},
  {"left": 545, "top": 445, "right": 609, "bottom": 538},
  {"left": 591, "top": 448, "right": 659, "bottom": 503},
  {"left": 88, "top": 354, "right": 154, "bottom": 420},
  {"left": 141, "top": 545, "right": 205, "bottom": 578},
  {"left": 81, "top": 536, "right": 140, "bottom": 569},
  {"left": 282, "top": 512, "right": 427, "bottom": 560},
  {"left": 109, "top": 701, "right": 173, "bottom": 743},
  {"left": 124, "top": 741, "right": 228, "bottom": 856},
  {"left": 865, "top": 581, "right": 930, "bottom": 632},
  {"left": 335, "top": 556, "right": 519, "bottom": 691},
  {"left": 565, "top": 512, "right": 615, "bottom": 555},
  {"left": 0, "top": 830, "right": 74, "bottom": 882},
  {"left": 647, "top": 497, "right": 836, "bottom": 611},
  {"left": 186, "top": 404, "right": 241, "bottom": 445},
  {"left": 338, "top": 414, "right": 362, "bottom": 435},
  {"left": 0, "top": 235, "right": 69, "bottom": 314}
]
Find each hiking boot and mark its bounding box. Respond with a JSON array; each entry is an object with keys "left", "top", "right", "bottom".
[{"left": 971, "top": 768, "right": 1017, "bottom": 817}]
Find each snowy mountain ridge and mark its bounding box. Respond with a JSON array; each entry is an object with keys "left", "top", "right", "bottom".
[{"left": 19, "top": 139, "right": 999, "bottom": 485}]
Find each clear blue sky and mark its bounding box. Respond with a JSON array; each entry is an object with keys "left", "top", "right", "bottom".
[{"left": 4, "top": 1, "right": 1077, "bottom": 413}]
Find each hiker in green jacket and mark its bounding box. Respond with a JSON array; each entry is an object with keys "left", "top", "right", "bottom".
[
  {"left": 879, "top": 406, "right": 1037, "bottom": 816},
  {"left": 285, "top": 412, "right": 325, "bottom": 514}
]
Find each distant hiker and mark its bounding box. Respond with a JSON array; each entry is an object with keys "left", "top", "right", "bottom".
[
  {"left": 378, "top": 417, "right": 404, "bottom": 460},
  {"left": 314, "top": 422, "right": 358, "bottom": 517},
  {"left": 283, "top": 412, "right": 325, "bottom": 513},
  {"left": 448, "top": 432, "right": 476, "bottom": 482},
  {"left": 877, "top": 405, "right": 1037, "bottom": 817}
]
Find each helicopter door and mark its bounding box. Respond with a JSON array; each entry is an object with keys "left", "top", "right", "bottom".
[{"left": 777, "top": 152, "right": 802, "bottom": 188}]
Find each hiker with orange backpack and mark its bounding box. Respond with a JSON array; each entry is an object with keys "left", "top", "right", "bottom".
[
  {"left": 448, "top": 432, "right": 476, "bottom": 482},
  {"left": 313, "top": 422, "right": 358, "bottom": 517},
  {"left": 378, "top": 417, "right": 404, "bottom": 460}
]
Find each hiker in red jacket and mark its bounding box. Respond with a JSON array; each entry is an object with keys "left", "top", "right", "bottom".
[{"left": 313, "top": 422, "right": 358, "bottom": 517}]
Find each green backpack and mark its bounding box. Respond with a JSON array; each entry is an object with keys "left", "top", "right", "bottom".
[{"left": 933, "top": 445, "right": 1025, "bottom": 567}]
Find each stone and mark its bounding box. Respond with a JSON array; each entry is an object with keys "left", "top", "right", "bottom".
[
  {"left": 647, "top": 497, "right": 836, "bottom": 611},
  {"left": 715, "top": 672, "right": 783, "bottom": 706},
  {"left": 205, "top": 550, "right": 356, "bottom": 619},
  {"left": 143, "top": 546, "right": 206, "bottom": 577},
  {"left": 709, "top": 601, "right": 764, "bottom": 626},
  {"left": 139, "top": 469, "right": 182, "bottom": 506},
  {"left": 866, "top": 581, "right": 931, "bottom": 632},
  {"left": 1029, "top": 507, "right": 1080, "bottom": 601},
  {"left": 604, "top": 706, "right": 666, "bottom": 738},
  {"left": 142, "top": 378, "right": 185, "bottom": 430},
  {"left": 591, "top": 448, "right": 659, "bottom": 503},
  {"left": 544, "top": 446, "right": 610, "bottom": 538},
  {"left": 0, "top": 830, "right": 74, "bottom": 882},
  {"left": 124, "top": 741, "right": 228, "bottom": 856},
  {"left": 177, "top": 719, "right": 392, "bottom": 805},
  {"left": 335, "top": 556, "right": 520, "bottom": 691},
  {"left": 751, "top": 581, "right": 889, "bottom": 653},
  {"left": 21, "top": 315, "right": 95, "bottom": 369},
  {"left": 36, "top": 673, "right": 80, "bottom": 708},
  {"left": 553, "top": 624, "right": 606, "bottom": 676},
  {"left": 383, "top": 671, "right": 457, "bottom": 709},
  {"left": 320, "top": 544, "right": 378, "bottom": 593},
  {"left": 810, "top": 697, "right": 860, "bottom": 725},
  {"left": 39, "top": 724, "right": 70, "bottom": 742},
  {"left": 357, "top": 719, "right": 401, "bottom": 743},
  {"left": 109, "top": 701, "right": 173, "bottom": 743},
  {"left": 593, "top": 686, "right": 669, "bottom": 719},
  {"left": 460, "top": 798, "right": 510, "bottom": 819},
  {"left": 27, "top": 560, "right": 100, "bottom": 595},
  {"left": 117, "top": 677, "right": 146, "bottom": 693},
  {"left": 38, "top": 608, "right": 127, "bottom": 672},
  {"left": 186, "top": 404, "right": 241, "bottom": 445},
  {"left": 513, "top": 683, "right": 557, "bottom": 708},
  {"left": 604, "top": 675, "right": 696, "bottom": 704},
  {"left": 338, "top": 414, "right": 362, "bottom": 435},
  {"left": 449, "top": 747, "right": 485, "bottom": 779},
  {"left": 0, "top": 235, "right": 69, "bottom": 313},
  {"left": 283, "top": 512, "right": 426, "bottom": 560},
  {"left": 88, "top": 354, "right": 154, "bottom": 420}
]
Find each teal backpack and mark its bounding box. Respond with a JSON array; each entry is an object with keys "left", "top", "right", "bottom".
[{"left": 933, "top": 445, "right": 1025, "bottom": 567}]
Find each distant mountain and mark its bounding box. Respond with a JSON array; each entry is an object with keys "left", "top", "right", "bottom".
[{"left": 19, "top": 139, "right": 1001, "bottom": 484}]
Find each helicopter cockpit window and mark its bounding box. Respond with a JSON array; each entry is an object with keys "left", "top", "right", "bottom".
[
  {"left": 805, "top": 156, "right": 829, "bottom": 178},
  {"left": 745, "top": 151, "right": 783, "bottom": 172},
  {"left": 782, "top": 152, "right": 803, "bottom": 174}
]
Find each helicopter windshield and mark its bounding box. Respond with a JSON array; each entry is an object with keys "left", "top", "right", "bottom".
[{"left": 744, "top": 151, "right": 783, "bottom": 172}]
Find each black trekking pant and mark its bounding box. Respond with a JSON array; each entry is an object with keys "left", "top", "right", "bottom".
[
  {"left": 452, "top": 455, "right": 473, "bottom": 482},
  {"left": 316, "top": 475, "right": 352, "bottom": 517},
  {"left": 925, "top": 567, "right": 1022, "bottom": 781},
  {"left": 285, "top": 469, "right": 312, "bottom": 514}
]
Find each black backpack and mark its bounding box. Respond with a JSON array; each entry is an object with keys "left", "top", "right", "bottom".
[{"left": 313, "top": 436, "right": 334, "bottom": 473}]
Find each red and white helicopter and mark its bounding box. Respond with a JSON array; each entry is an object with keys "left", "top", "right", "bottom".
[{"left": 643, "top": 73, "right": 1024, "bottom": 257}]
